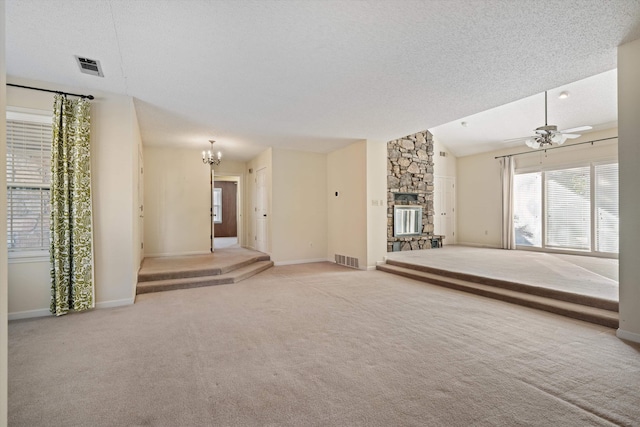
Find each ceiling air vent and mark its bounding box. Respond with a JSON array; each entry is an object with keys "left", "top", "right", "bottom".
[{"left": 75, "top": 56, "right": 104, "bottom": 77}]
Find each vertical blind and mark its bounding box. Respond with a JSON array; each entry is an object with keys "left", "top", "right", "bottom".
[{"left": 6, "top": 118, "right": 52, "bottom": 252}]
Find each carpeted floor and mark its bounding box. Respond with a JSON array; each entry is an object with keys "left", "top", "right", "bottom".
[{"left": 9, "top": 262, "right": 640, "bottom": 426}]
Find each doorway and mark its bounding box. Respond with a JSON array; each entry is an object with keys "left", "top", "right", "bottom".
[
  {"left": 434, "top": 175, "right": 455, "bottom": 244},
  {"left": 213, "top": 175, "right": 242, "bottom": 250}
]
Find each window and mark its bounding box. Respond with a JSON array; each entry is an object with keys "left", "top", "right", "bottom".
[
  {"left": 213, "top": 188, "right": 222, "bottom": 223},
  {"left": 513, "top": 162, "right": 618, "bottom": 255},
  {"left": 513, "top": 172, "right": 541, "bottom": 247},
  {"left": 6, "top": 109, "right": 52, "bottom": 254}
]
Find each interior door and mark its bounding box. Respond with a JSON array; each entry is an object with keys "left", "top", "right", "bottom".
[
  {"left": 434, "top": 176, "right": 455, "bottom": 244},
  {"left": 256, "top": 167, "right": 268, "bottom": 252}
]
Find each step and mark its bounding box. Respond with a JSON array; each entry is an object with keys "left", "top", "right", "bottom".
[
  {"left": 377, "top": 263, "right": 618, "bottom": 329},
  {"left": 137, "top": 260, "right": 274, "bottom": 294},
  {"left": 137, "top": 255, "right": 271, "bottom": 282},
  {"left": 385, "top": 259, "right": 618, "bottom": 312}
]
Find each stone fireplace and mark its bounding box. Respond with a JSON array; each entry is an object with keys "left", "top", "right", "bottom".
[{"left": 387, "top": 130, "right": 434, "bottom": 251}]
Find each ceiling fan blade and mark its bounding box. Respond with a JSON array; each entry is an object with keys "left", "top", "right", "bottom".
[
  {"left": 560, "top": 125, "right": 592, "bottom": 133},
  {"left": 503, "top": 136, "right": 534, "bottom": 143},
  {"left": 535, "top": 129, "right": 548, "bottom": 135},
  {"left": 563, "top": 133, "right": 581, "bottom": 139}
]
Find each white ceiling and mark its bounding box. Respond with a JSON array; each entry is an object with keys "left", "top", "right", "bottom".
[{"left": 6, "top": 1, "right": 640, "bottom": 161}]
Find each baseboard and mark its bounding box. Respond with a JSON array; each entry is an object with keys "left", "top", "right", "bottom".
[
  {"left": 95, "top": 297, "right": 135, "bottom": 309},
  {"left": 8, "top": 308, "right": 51, "bottom": 321},
  {"left": 145, "top": 250, "right": 211, "bottom": 258},
  {"left": 9, "top": 297, "right": 135, "bottom": 321},
  {"left": 365, "top": 265, "right": 377, "bottom": 271},
  {"left": 274, "top": 258, "right": 330, "bottom": 266},
  {"left": 617, "top": 328, "right": 640, "bottom": 344}
]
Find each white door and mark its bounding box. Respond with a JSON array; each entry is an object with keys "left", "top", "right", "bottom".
[
  {"left": 434, "top": 176, "right": 455, "bottom": 244},
  {"left": 256, "top": 167, "right": 268, "bottom": 252}
]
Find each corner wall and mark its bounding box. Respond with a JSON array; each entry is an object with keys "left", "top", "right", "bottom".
[
  {"left": 271, "top": 149, "right": 328, "bottom": 264},
  {"left": 617, "top": 38, "right": 640, "bottom": 343},
  {"left": 143, "top": 146, "right": 210, "bottom": 256},
  {"left": 6, "top": 80, "right": 139, "bottom": 317},
  {"left": 1, "top": 1, "right": 9, "bottom": 422},
  {"left": 327, "top": 141, "right": 368, "bottom": 268}
]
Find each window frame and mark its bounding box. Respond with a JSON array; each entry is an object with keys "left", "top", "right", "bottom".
[
  {"left": 514, "top": 158, "right": 618, "bottom": 259},
  {"left": 6, "top": 107, "right": 53, "bottom": 262}
]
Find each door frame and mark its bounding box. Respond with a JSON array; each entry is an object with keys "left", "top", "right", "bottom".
[{"left": 212, "top": 172, "right": 243, "bottom": 250}]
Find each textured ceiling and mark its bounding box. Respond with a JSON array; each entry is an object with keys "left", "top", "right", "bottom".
[{"left": 6, "top": 0, "right": 640, "bottom": 160}]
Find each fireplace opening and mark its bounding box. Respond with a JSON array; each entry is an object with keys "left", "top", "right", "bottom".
[{"left": 394, "top": 205, "right": 423, "bottom": 237}]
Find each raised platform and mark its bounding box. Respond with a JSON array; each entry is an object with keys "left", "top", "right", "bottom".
[
  {"left": 378, "top": 246, "right": 618, "bottom": 328},
  {"left": 137, "top": 247, "right": 273, "bottom": 294}
]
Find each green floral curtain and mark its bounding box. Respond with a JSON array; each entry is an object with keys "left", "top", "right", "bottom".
[{"left": 50, "top": 94, "right": 94, "bottom": 316}]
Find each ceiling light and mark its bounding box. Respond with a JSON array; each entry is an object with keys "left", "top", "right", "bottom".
[
  {"left": 202, "top": 140, "right": 222, "bottom": 166},
  {"left": 558, "top": 91, "right": 569, "bottom": 99}
]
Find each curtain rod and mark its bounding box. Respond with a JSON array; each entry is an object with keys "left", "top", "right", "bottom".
[
  {"left": 6, "top": 83, "right": 94, "bottom": 100},
  {"left": 494, "top": 136, "right": 618, "bottom": 159}
]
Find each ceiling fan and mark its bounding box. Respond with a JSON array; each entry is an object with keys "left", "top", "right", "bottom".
[{"left": 505, "top": 91, "right": 592, "bottom": 149}]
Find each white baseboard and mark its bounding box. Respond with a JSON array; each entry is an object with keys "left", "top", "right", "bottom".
[
  {"left": 617, "top": 328, "right": 640, "bottom": 344},
  {"left": 145, "top": 250, "right": 210, "bottom": 258},
  {"left": 365, "top": 265, "right": 378, "bottom": 271},
  {"left": 9, "top": 297, "right": 135, "bottom": 321},
  {"left": 274, "top": 258, "right": 330, "bottom": 266},
  {"left": 8, "top": 308, "right": 51, "bottom": 321},
  {"left": 95, "top": 297, "right": 135, "bottom": 309}
]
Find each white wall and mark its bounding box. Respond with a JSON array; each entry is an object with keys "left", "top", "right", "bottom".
[
  {"left": 456, "top": 128, "right": 618, "bottom": 248},
  {"left": 6, "top": 79, "right": 139, "bottom": 317},
  {"left": 327, "top": 141, "right": 368, "bottom": 268},
  {"left": 271, "top": 149, "right": 328, "bottom": 264},
  {"left": 617, "top": 38, "right": 640, "bottom": 343},
  {"left": 433, "top": 136, "right": 457, "bottom": 178},
  {"left": 1, "top": 1, "right": 8, "bottom": 422},
  {"left": 366, "top": 140, "right": 388, "bottom": 268},
  {"left": 143, "top": 146, "right": 211, "bottom": 256}
]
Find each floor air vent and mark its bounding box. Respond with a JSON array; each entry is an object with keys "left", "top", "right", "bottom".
[
  {"left": 75, "top": 56, "right": 104, "bottom": 77},
  {"left": 335, "top": 254, "right": 359, "bottom": 269}
]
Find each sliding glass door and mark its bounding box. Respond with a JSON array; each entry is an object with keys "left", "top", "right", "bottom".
[{"left": 512, "top": 162, "right": 618, "bottom": 255}]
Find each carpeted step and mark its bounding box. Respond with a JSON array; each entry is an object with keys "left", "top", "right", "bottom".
[
  {"left": 137, "top": 255, "right": 271, "bottom": 282},
  {"left": 377, "top": 263, "right": 618, "bottom": 329},
  {"left": 385, "top": 259, "right": 618, "bottom": 312},
  {"left": 137, "top": 260, "right": 274, "bottom": 294}
]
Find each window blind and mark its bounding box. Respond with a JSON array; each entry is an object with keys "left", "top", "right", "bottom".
[
  {"left": 545, "top": 167, "right": 591, "bottom": 250},
  {"left": 595, "top": 163, "right": 619, "bottom": 253},
  {"left": 6, "top": 117, "right": 52, "bottom": 252}
]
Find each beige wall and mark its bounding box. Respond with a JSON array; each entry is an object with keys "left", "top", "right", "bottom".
[
  {"left": 327, "top": 141, "right": 368, "bottom": 267},
  {"left": 1, "top": 1, "right": 8, "bottom": 422},
  {"left": 6, "top": 79, "right": 139, "bottom": 317},
  {"left": 366, "top": 140, "right": 388, "bottom": 268},
  {"left": 617, "top": 39, "right": 640, "bottom": 343},
  {"left": 143, "top": 146, "right": 211, "bottom": 256},
  {"left": 456, "top": 128, "right": 618, "bottom": 248},
  {"left": 271, "top": 149, "right": 328, "bottom": 264},
  {"left": 245, "top": 148, "right": 273, "bottom": 252},
  {"left": 433, "top": 136, "right": 457, "bottom": 178}
]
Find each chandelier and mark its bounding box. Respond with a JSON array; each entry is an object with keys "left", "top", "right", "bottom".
[{"left": 202, "top": 139, "right": 222, "bottom": 166}]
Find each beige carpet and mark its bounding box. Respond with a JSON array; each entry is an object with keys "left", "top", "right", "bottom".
[{"left": 9, "top": 262, "right": 640, "bottom": 426}]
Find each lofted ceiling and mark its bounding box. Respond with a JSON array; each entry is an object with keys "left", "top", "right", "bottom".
[{"left": 6, "top": 0, "right": 640, "bottom": 161}]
